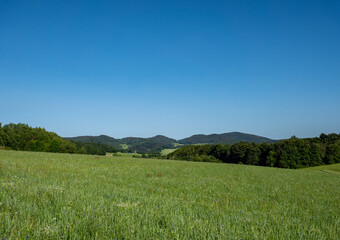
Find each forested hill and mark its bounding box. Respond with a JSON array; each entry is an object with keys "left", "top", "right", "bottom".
[
  {"left": 66, "top": 132, "right": 275, "bottom": 153},
  {"left": 178, "top": 132, "right": 276, "bottom": 145},
  {"left": 168, "top": 133, "right": 340, "bottom": 169},
  {"left": 65, "top": 135, "right": 177, "bottom": 153},
  {"left": 64, "top": 135, "right": 121, "bottom": 148},
  {"left": 0, "top": 123, "right": 117, "bottom": 155}
]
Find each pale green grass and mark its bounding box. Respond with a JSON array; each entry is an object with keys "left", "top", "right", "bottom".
[
  {"left": 0, "top": 150, "right": 339, "bottom": 239},
  {"left": 303, "top": 163, "right": 340, "bottom": 174},
  {"left": 113, "top": 152, "right": 141, "bottom": 157},
  {"left": 160, "top": 148, "right": 177, "bottom": 156}
]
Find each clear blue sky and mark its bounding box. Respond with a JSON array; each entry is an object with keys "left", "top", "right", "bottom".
[{"left": 1, "top": 0, "right": 339, "bottom": 139}]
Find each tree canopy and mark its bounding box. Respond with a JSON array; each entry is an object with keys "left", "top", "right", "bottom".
[
  {"left": 0, "top": 123, "right": 117, "bottom": 155},
  {"left": 168, "top": 133, "right": 340, "bottom": 169}
]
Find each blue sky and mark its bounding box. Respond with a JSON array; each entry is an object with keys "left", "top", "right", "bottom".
[{"left": 1, "top": 0, "right": 339, "bottom": 139}]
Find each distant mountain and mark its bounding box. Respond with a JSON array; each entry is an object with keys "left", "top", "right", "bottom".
[
  {"left": 179, "top": 132, "right": 276, "bottom": 145},
  {"left": 65, "top": 132, "right": 276, "bottom": 153}
]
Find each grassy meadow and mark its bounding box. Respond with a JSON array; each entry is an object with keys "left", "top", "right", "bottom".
[
  {"left": 0, "top": 150, "right": 339, "bottom": 239},
  {"left": 160, "top": 149, "right": 177, "bottom": 156}
]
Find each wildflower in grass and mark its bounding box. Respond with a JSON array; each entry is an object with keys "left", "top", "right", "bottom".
[{"left": 25, "top": 236, "right": 29, "bottom": 238}]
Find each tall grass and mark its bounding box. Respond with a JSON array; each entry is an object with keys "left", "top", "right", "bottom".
[{"left": 0, "top": 150, "right": 339, "bottom": 239}]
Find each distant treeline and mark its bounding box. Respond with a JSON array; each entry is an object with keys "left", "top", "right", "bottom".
[
  {"left": 0, "top": 123, "right": 117, "bottom": 155},
  {"left": 167, "top": 134, "right": 340, "bottom": 168}
]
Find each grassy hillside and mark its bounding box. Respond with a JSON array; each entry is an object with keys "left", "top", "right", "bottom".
[
  {"left": 160, "top": 148, "right": 177, "bottom": 156},
  {"left": 0, "top": 151, "right": 339, "bottom": 239}
]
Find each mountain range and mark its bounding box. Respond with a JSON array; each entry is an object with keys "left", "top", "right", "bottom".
[{"left": 65, "top": 132, "right": 277, "bottom": 153}]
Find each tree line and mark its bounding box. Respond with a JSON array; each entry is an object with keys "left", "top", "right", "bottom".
[
  {"left": 0, "top": 123, "right": 117, "bottom": 155},
  {"left": 167, "top": 133, "right": 340, "bottom": 168}
]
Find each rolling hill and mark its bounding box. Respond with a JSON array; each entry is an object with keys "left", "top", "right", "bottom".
[
  {"left": 179, "top": 132, "right": 277, "bottom": 145},
  {"left": 64, "top": 135, "right": 121, "bottom": 148},
  {"left": 65, "top": 132, "right": 276, "bottom": 153}
]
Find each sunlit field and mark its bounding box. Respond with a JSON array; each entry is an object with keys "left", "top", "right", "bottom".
[
  {"left": 160, "top": 149, "right": 177, "bottom": 156},
  {"left": 0, "top": 150, "right": 339, "bottom": 239}
]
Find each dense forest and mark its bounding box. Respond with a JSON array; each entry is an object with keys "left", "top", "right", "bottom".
[
  {"left": 0, "top": 123, "right": 117, "bottom": 155},
  {"left": 167, "top": 133, "right": 340, "bottom": 169}
]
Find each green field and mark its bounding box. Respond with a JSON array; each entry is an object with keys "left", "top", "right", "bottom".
[
  {"left": 0, "top": 151, "right": 339, "bottom": 239},
  {"left": 160, "top": 148, "right": 177, "bottom": 156}
]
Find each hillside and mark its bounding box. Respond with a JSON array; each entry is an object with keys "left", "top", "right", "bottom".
[
  {"left": 66, "top": 134, "right": 177, "bottom": 153},
  {"left": 64, "top": 135, "right": 121, "bottom": 148},
  {"left": 66, "top": 132, "right": 276, "bottom": 153}
]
